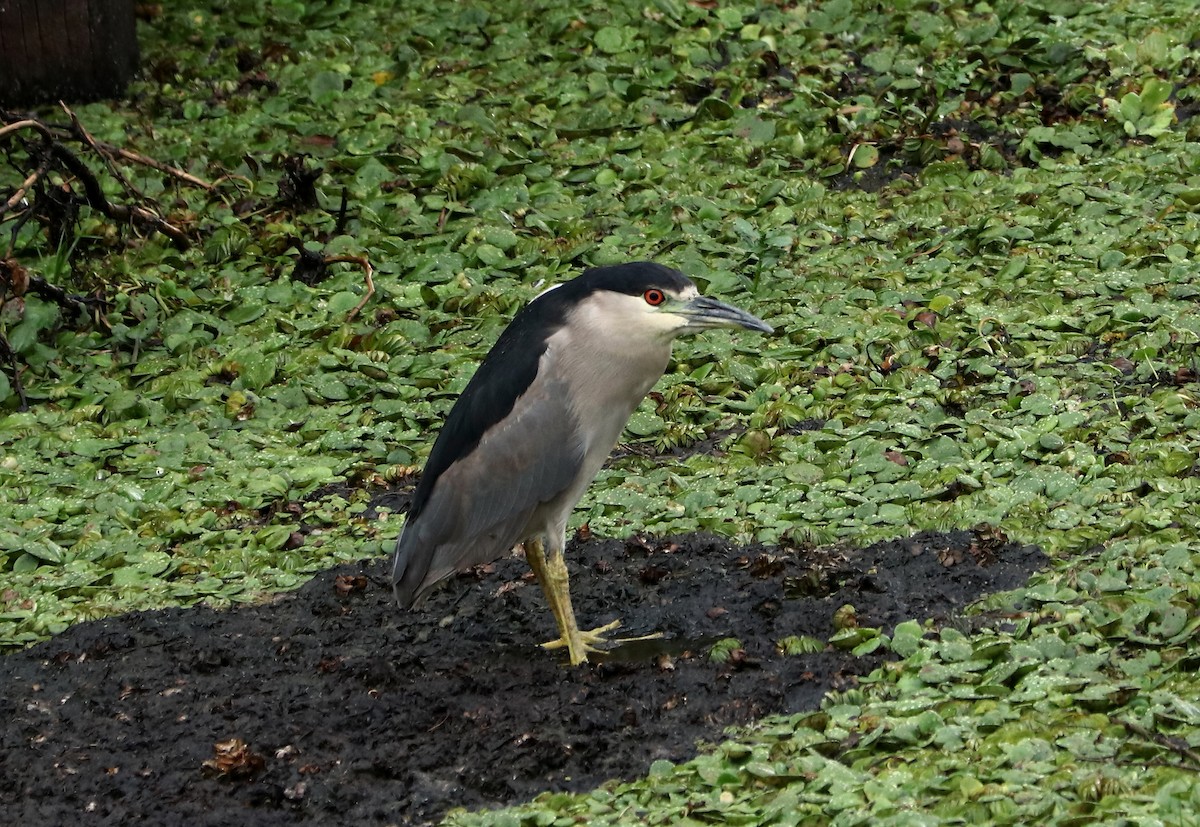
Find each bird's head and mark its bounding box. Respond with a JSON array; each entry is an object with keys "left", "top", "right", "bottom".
[{"left": 540, "top": 262, "right": 773, "bottom": 343}]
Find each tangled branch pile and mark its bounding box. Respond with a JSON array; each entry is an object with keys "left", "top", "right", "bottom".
[{"left": 0, "top": 105, "right": 205, "bottom": 407}]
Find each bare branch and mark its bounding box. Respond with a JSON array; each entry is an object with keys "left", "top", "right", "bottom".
[
  {"left": 100, "top": 144, "right": 215, "bottom": 191},
  {"left": 1122, "top": 719, "right": 1200, "bottom": 772},
  {"left": 0, "top": 119, "right": 54, "bottom": 141},
  {"left": 49, "top": 141, "right": 190, "bottom": 248},
  {"left": 325, "top": 254, "right": 376, "bottom": 322},
  {"left": 60, "top": 101, "right": 141, "bottom": 204},
  {"left": 26, "top": 274, "right": 106, "bottom": 321},
  {"left": 0, "top": 334, "right": 28, "bottom": 411},
  {"left": 2, "top": 160, "right": 49, "bottom": 215}
]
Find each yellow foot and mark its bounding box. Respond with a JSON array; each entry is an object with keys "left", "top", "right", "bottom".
[
  {"left": 540, "top": 618, "right": 622, "bottom": 656},
  {"left": 541, "top": 620, "right": 666, "bottom": 665}
]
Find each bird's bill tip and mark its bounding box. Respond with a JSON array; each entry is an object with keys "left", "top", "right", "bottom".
[
  {"left": 738, "top": 314, "right": 775, "bottom": 334},
  {"left": 681, "top": 295, "right": 774, "bottom": 334}
]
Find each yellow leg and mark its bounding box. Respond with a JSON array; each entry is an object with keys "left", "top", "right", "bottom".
[
  {"left": 524, "top": 537, "right": 570, "bottom": 648},
  {"left": 526, "top": 535, "right": 621, "bottom": 666}
]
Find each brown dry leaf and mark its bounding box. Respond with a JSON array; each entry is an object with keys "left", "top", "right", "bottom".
[
  {"left": 2, "top": 258, "right": 29, "bottom": 297},
  {"left": 333, "top": 574, "right": 367, "bottom": 597},
  {"left": 300, "top": 134, "right": 337, "bottom": 148},
  {"left": 749, "top": 554, "right": 786, "bottom": 578},
  {"left": 970, "top": 523, "right": 1009, "bottom": 564},
  {"left": 1109, "top": 357, "right": 1135, "bottom": 374},
  {"left": 624, "top": 534, "right": 653, "bottom": 554},
  {"left": 725, "top": 648, "right": 753, "bottom": 669},
  {"left": 914, "top": 310, "right": 938, "bottom": 328},
  {"left": 202, "top": 738, "right": 266, "bottom": 779},
  {"left": 494, "top": 579, "right": 525, "bottom": 596},
  {"left": 937, "top": 547, "right": 963, "bottom": 567}
]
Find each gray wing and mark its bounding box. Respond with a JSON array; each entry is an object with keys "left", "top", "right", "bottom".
[{"left": 393, "top": 374, "right": 584, "bottom": 606}]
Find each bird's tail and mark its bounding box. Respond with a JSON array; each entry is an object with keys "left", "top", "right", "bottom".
[{"left": 391, "top": 529, "right": 425, "bottom": 608}]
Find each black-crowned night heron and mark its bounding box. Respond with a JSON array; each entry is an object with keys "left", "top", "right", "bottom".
[{"left": 392, "top": 261, "right": 773, "bottom": 665}]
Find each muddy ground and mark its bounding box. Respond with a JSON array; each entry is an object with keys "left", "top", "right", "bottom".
[{"left": 1, "top": 528, "right": 1046, "bottom": 826}]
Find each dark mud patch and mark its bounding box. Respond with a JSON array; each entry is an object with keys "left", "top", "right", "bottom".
[{"left": 1, "top": 529, "right": 1046, "bottom": 826}]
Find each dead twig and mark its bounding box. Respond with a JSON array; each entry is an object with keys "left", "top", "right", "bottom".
[
  {"left": 0, "top": 119, "right": 55, "bottom": 221},
  {"left": 0, "top": 118, "right": 53, "bottom": 141},
  {"left": 324, "top": 254, "right": 375, "bottom": 322},
  {"left": 101, "top": 144, "right": 215, "bottom": 191},
  {"left": 4, "top": 209, "right": 34, "bottom": 260},
  {"left": 60, "top": 102, "right": 141, "bottom": 205},
  {"left": 59, "top": 101, "right": 216, "bottom": 194},
  {"left": 2, "top": 110, "right": 195, "bottom": 247},
  {"left": 48, "top": 142, "right": 190, "bottom": 248},
  {"left": 333, "top": 186, "right": 349, "bottom": 234},
  {"left": 25, "top": 274, "right": 105, "bottom": 322},
  {"left": 0, "top": 335, "right": 28, "bottom": 411},
  {"left": 2, "top": 156, "right": 52, "bottom": 215},
  {"left": 1121, "top": 719, "right": 1200, "bottom": 772}
]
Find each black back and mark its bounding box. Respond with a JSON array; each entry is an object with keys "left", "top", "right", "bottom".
[{"left": 406, "top": 262, "right": 692, "bottom": 523}]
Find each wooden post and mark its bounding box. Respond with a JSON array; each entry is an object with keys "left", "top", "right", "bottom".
[{"left": 0, "top": 0, "right": 138, "bottom": 106}]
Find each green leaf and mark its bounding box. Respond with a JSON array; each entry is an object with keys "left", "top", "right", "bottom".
[
  {"left": 225, "top": 301, "right": 265, "bottom": 325},
  {"left": 1010, "top": 73, "right": 1034, "bottom": 95},
  {"left": 709, "top": 638, "right": 742, "bottom": 662},
  {"left": 695, "top": 97, "right": 734, "bottom": 121},
  {"left": 778, "top": 635, "right": 824, "bottom": 655},
  {"left": 354, "top": 158, "right": 394, "bottom": 190},
  {"left": 255, "top": 524, "right": 293, "bottom": 550},
  {"left": 851, "top": 144, "right": 880, "bottom": 169},
  {"left": 734, "top": 112, "right": 776, "bottom": 145},
  {"left": 12, "top": 553, "right": 41, "bottom": 573},
  {"left": 310, "top": 374, "right": 349, "bottom": 401},
  {"left": 1118, "top": 93, "right": 1143, "bottom": 124},
  {"left": 594, "top": 26, "right": 627, "bottom": 54},
  {"left": 474, "top": 243, "right": 505, "bottom": 266},
  {"left": 309, "top": 70, "right": 346, "bottom": 102},
  {"left": 891, "top": 620, "right": 925, "bottom": 657},
  {"left": 23, "top": 541, "right": 64, "bottom": 564},
  {"left": 1139, "top": 77, "right": 1172, "bottom": 109},
  {"left": 626, "top": 410, "right": 665, "bottom": 436},
  {"left": 7, "top": 297, "right": 59, "bottom": 353},
  {"left": 327, "top": 291, "right": 362, "bottom": 315},
  {"left": 238, "top": 353, "right": 277, "bottom": 390}
]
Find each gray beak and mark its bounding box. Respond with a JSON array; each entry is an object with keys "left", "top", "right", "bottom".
[{"left": 680, "top": 295, "right": 774, "bottom": 334}]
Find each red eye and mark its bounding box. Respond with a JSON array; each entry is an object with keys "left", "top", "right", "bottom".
[{"left": 643, "top": 288, "right": 666, "bottom": 306}]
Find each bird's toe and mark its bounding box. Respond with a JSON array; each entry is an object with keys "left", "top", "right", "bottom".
[{"left": 540, "top": 618, "right": 624, "bottom": 664}]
